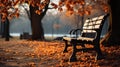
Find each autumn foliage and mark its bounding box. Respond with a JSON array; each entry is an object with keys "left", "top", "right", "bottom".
[
  {"left": 52, "top": 0, "right": 109, "bottom": 16},
  {"left": 0, "top": 0, "right": 50, "bottom": 21},
  {"left": 0, "top": 0, "right": 109, "bottom": 21}
]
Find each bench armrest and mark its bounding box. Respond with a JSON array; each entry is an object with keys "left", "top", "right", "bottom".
[
  {"left": 68, "top": 28, "right": 82, "bottom": 38},
  {"left": 69, "top": 29, "right": 82, "bottom": 34},
  {"left": 73, "top": 29, "right": 82, "bottom": 34},
  {"left": 69, "top": 29, "right": 76, "bottom": 35}
]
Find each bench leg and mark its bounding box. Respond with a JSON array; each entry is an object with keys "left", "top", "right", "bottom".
[
  {"left": 94, "top": 43, "right": 104, "bottom": 60},
  {"left": 81, "top": 44, "right": 85, "bottom": 48},
  {"left": 63, "top": 40, "right": 68, "bottom": 53},
  {"left": 70, "top": 42, "right": 77, "bottom": 62}
]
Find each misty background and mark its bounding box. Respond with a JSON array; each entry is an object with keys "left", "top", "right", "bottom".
[{"left": 0, "top": 5, "right": 109, "bottom": 37}]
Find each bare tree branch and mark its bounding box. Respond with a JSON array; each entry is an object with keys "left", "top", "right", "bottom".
[{"left": 21, "top": 5, "right": 31, "bottom": 20}]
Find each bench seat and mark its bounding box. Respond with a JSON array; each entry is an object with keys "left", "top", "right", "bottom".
[{"left": 63, "top": 37, "right": 94, "bottom": 42}]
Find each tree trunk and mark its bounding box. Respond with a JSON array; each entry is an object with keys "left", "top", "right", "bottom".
[
  {"left": 101, "top": 0, "right": 120, "bottom": 45},
  {"left": 1, "top": 22, "right": 5, "bottom": 38},
  {"left": 5, "top": 17, "right": 10, "bottom": 41},
  {"left": 30, "top": 2, "right": 49, "bottom": 40},
  {"left": 30, "top": 5, "right": 44, "bottom": 40}
]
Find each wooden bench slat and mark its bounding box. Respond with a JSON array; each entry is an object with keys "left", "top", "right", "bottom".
[
  {"left": 63, "top": 37, "right": 94, "bottom": 42},
  {"left": 63, "top": 37, "right": 73, "bottom": 41},
  {"left": 82, "top": 29, "right": 96, "bottom": 32},
  {"left": 77, "top": 37, "right": 94, "bottom": 41},
  {"left": 98, "top": 15, "right": 105, "bottom": 19},
  {"left": 83, "top": 25, "right": 100, "bottom": 29},
  {"left": 91, "top": 17, "right": 98, "bottom": 21}
]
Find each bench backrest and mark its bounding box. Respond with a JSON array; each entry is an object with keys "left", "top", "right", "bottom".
[{"left": 81, "top": 14, "right": 109, "bottom": 39}]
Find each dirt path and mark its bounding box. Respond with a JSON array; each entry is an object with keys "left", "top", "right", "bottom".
[{"left": 0, "top": 38, "right": 120, "bottom": 67}]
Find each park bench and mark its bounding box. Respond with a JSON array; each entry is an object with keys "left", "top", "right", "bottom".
[
  {"left": 63, "top": 14, "right": 109, "bottom": 62},
  {"left": 20, "top": 32, "right": 31, "bottom": 39}
]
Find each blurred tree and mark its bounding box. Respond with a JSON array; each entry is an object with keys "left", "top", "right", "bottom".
[
  {"left": 101, "top": 0, "right": 120, "bottom": 45},
  {"left": 29, "top": 0, "right": 50, "bottom": 40},
  {"left": 21, "top": 0, "right": 50, "bottom": 40},
  {"left": 0, "top": 15, "right": 11, "bottom": 41},
  {"left": 1, "top": 21, "right": 6, "bottom": 38},
  {"left": 0, "top": 0, "right": 50, "bottom": 40},
  {"left": 5, "top": 17, "right": 10, "bottom": 41}
]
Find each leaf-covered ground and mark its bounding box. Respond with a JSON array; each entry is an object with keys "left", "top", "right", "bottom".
[{"left": 0, "top": 37, "right": 120, "bottom": 67}]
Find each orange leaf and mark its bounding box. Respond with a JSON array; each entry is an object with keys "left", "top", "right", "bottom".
[
  {"left": 35, "top": 10, "right": 42, "bottom": 15},
  {"left": 85, "top": 10, "right": 90, "bottom": 15},
  {"left": 51, "top": 2, "right": 58, "bottom": 9},
  {"left": 58, "top": 7, "right": 63, "bottom": 12}
]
